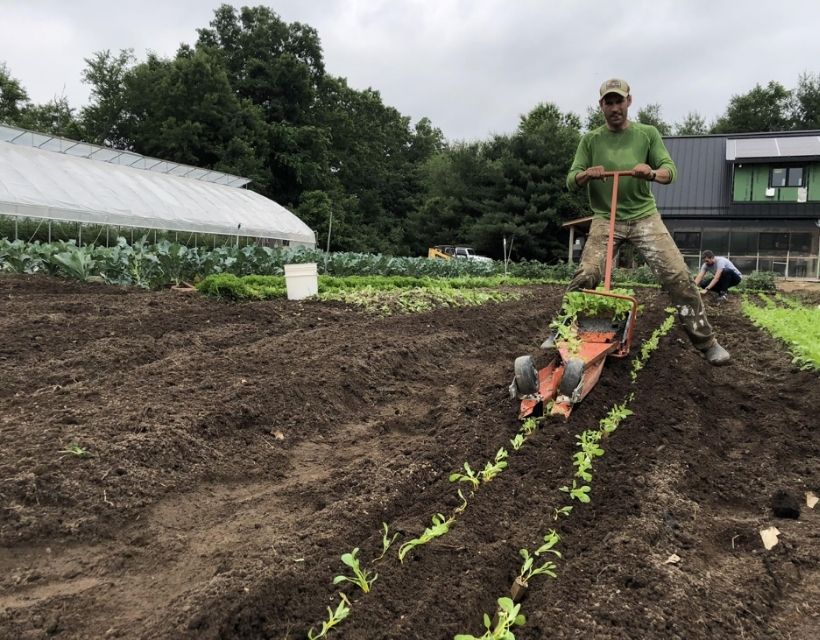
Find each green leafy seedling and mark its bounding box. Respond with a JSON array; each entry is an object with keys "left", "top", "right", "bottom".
[
  {"left": 510, "top": 433, "right": 525, "bottom": 451},
  {"left": 552, "top": 505, "right": 573, "bottom": 521},
  {"left": 333, "top": 548, "right": 376, "bottom": 593},
  {"left": 60, "top": 443, "right": 92, "bottom": 457},
  {"left": 374, "top": 523, "right": 400, "bottom": 561},
  {"left": 519, "top": 416, "right": 541, "bottom": 436},
  {"left": 449, "top": 462, "right": 480, "bottom": 490},
  {"left": 398, "top": 513, "right": 453, "bottom": 563},
  {"left": 518, "top": 548, "right": 558, "bottom": 582},
  {"left": 454, "top": 488, "right": 469, "bottom": 514},
  {"left": 454, "top": 596, "right": 526, "bottom": 640},
  {"left": 307, "top": 593, "right": 351, "bottom": 640},
  {"left": 479, "top": 448, "right": 508, "bottom": 483},
  {"left": 535, "top": 530, "right": 562, "bottom": 558},
  {"left": 559, "top": 480, "right": 591, "bottom": 503}
]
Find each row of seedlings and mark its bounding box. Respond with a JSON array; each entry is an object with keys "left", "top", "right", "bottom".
[{"left": 452, "top": 306, "right": 678, "bottom": 639}]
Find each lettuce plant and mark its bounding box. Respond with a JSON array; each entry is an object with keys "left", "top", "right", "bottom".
[
  {"left": 398, "top": 513, "right": 454, "bottom": 563},
  {"left": 332, "top": 548, "right": 377, "bottom": 593},
  {"left": 449, "top": 462, "right": 480, "bottom": 490},
  {"left": 509, "top": 433, "right": 525, "bottom": 451},
  {"left": 307, "top": 593, "right": 351, "bottom": 640},
  {"left": 374, "top": 523, "right": 399, "bottom": 561},
  {"left": 518, "top": 417, "right": 541, "bottom": 437},
  {"left": 454, "top": 597, "right": 526, "bottom": 640},
  {"left": 518, "top": 549, "right": 558, "bottom": 583},
  {"left": 552, "top": 506, "right": 572, "bottom": 520},
  {"left": 479, "top": 448, "right": 509, "bottom": 483}
]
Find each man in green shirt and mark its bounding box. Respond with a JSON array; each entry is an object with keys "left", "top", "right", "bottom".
[{"left": 566, "top": 79, "right": 730, "bottom": 365}]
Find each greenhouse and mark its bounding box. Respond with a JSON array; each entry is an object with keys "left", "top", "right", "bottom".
[{"left": 0, "top": 124, "right": 316, "bottom": 248}]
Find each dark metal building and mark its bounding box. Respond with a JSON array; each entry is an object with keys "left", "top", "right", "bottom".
[{"left": 657, "top": 130, "right": 820, "bottom": 278}]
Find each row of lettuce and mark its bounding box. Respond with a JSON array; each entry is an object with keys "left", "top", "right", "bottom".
[
  {"left": 306, "top": 305, "right": 680, "bottom": 639},
  {"left": 0, "top": 237, "right": 778, "bottom": 291},
  {"left": 304, "top": 292, "right": 816, "bottom": 638},
  {"left": 741, "top": 293, "right": 820, "bottom": 370}
]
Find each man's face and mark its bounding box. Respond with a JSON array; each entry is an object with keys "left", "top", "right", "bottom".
[
  {"left": 599, "top": 93, "right": 631, "bottom": 130},
  {"left": 705, "top": 257, "right": 716, "bottom": 266}
]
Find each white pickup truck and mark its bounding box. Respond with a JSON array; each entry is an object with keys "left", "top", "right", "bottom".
[{"left": 428, "top": 245, "right": 493, "bottom": 263}]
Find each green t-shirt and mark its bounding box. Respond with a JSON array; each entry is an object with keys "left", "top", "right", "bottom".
[{"left": 566, "top": 122, "right": 677, "bottom": 221}]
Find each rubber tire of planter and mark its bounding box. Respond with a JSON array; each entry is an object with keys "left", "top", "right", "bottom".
[
  {"left": 558, "top": 358, "right": 584, "bottom": 399},
  {"left": 514, "top": 355, "right": 539, "bottom": 396}
]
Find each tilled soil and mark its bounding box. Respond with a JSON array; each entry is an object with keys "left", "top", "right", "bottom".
[{"left": 0, "top": 274, "right": 817, "bottom": 640}]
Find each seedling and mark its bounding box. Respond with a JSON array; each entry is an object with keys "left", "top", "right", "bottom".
[
  {"left": 479, "top": 448, "right": 508, "bottom": 484},
  {"left": 333, "top": 548, "right": 377, "bottom": 593},
  {"left": 60, "top": 443, "right": 91, "bottom": 457},
  {"left": 559, "top": 480, "right": 591, "bottom": 503},
  {"left": 510, "top": 433, "right": 525, "bottom": 451},
  {"left": 552, "top": 506, "right": 573, "bottom": 521},
  {"left": 449, "top": 462, "right": 480, "bottom": 490},
  {"left": 518, "top": 548, "right": 558, "bottom": 582},
  {"left": 454, "top": 488, "right": 469, "bottom": 515},
  {"left": 454, "top": 597, "right": 526, "bottom": 640},
  {"left": 518, "top": 417, "right": 541, "bottom": 437},
  {"left": 307, "top": 593, "right": 351, "bottom": 640},
  {"left": 534, "top": 529, "right": 562, "bottom": 558},
  {"left": 599, "top": 402, "right": 633, "bottom": 435},
  {"left": 374, "top": 523, "right": 399, "bottom": 561},
  {"left": 398, "top": 513, "right": 454, "bottom": 563}
]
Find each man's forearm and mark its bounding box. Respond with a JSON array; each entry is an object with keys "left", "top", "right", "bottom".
[
  {"left": 574, "top": 171, "right": 591, "bottom": 187},
  {"left": 705, "top": 269, "right": 723, "bottom": 290}
]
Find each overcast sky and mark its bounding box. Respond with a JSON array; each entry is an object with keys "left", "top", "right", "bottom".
[{"left": 2, "top": 0, "right": 819, "bottom": 141}]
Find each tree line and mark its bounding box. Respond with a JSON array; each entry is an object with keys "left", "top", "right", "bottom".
[{"left": 1, "top": 4, "right": 819, "bottom": 261}]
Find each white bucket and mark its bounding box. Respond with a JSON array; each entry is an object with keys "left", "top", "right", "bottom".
[{"left": 284, "top": 263, "right": 319, "bottom": 300}]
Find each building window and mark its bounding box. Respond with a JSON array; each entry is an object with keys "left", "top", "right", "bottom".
[
  {"left": 759, "top": 232, "right": 789, "bottom": 256},
  {"left": 770, "top": 167, "right": 804, "bottom": 188},
  {"left": 730, "top": 231, "right": 758, "bottom": 255},
  {"left": 673, "top": 231, "right": 701, "bottom": 252},
  {"left": 703, "top": 230, "right": 730, "bottom": 255},
  {"left": 790, "top": 233, "right": 812, "bottom": 256}
]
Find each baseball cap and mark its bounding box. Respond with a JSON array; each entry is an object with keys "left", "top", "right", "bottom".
[{"left": 599, "top": 78, "right": 630, "bottom": 98}]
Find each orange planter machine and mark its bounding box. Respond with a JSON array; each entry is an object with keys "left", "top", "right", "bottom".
[{"left": 510, "top": 171, "right": 639, "bottom": 420}]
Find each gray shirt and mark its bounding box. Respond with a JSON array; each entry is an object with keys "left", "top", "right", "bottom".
[{"left": 701, "top": 256, "right": 741, "bottom": 277}]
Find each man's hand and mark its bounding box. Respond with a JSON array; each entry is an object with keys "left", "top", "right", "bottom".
[
  {"left": 585, "top": 165, "right": 607, "bottom": 180},
  {"left": 575, "top": 165, "right": 607, "bottom": 186},
  {"left": 632, "top": 163, "right": 654, "bottom": 180}
]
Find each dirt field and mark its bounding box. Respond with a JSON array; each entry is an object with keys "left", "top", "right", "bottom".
[{"left": 0, "top": 274, "right": 817, "bottom": 640}]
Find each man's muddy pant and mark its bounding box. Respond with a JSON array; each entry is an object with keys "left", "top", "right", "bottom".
[{"left": 568, "top": 212, "right": 716, "bottom": 351}]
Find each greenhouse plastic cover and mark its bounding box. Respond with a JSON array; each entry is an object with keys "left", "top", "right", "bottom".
[{"left": 0, "top": 136, "right": 316, "bottom": 246}]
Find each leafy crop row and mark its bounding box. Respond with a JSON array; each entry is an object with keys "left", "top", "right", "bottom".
[
  {"left": 1, "top": 237, "right": 734, "bottom": 289},
  {"left": 741, "top": 293, "right": 819, "bottom": 370},
  {"left": 453, "top": 306, "right": 678, "bottom": 639},
  {"left": 198, "top": 273, "right": 531, "bottom": 313},
  {"left": 306, "top": 305, "right": 676, "bottom": 639}
]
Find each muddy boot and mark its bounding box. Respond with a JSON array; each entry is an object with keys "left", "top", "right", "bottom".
[{"left": 703, "top": 342, "right": 731, "bottom": 366}]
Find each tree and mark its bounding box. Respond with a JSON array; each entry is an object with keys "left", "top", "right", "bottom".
[
  {"left": 119, "top": 48, "right": 269, "bottom": 188},
  {"left": 674, "top": 111, "right": 708, "bottom": 135},
  {"left": 416, "top": 104, "right": 584, "bottom": 261},
  {"left": 0, "top": 62, "right": 29, "bottom": 123},
  {"left": 792, "top": 72, "right": 820, "bottom": 129},
  {"left": 711, "top": 81, "right": 793, "bottom": 133},
  {"left": 195, "top": 4, "right": 330, "bottom": 205},
  {"left": 80, "top": 49, "right": 136, "bottom": 147},
  {"left": 636, "top": 103, "right": 671, "bottom": 135},
  {"left": 479, "top": 104, "right": 584, "bottom": 261},
  {"left": 15, "top": 96, "right": 81, "bottom": 138},
  {"left": 584, "top": 105, "right": 605, "bottom": 131}
]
